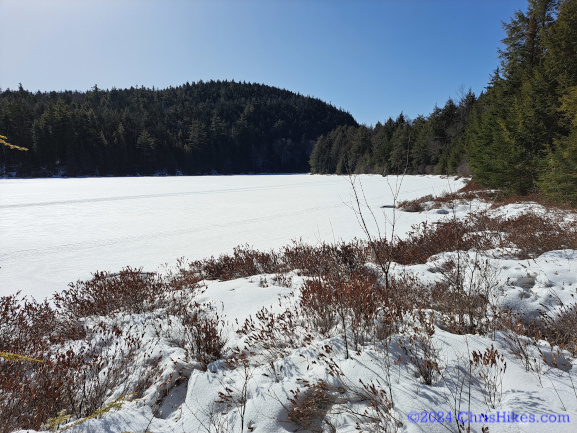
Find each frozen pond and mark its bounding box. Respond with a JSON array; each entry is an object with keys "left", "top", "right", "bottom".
[{"left": 0, "top": 174, "right": 463, "bottom": 299}]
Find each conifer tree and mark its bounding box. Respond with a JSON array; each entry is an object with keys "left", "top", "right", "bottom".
[{"left": 539, "top": 86, "right": 577, "bottom": 204}]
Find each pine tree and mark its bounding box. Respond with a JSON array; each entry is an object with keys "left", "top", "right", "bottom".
[
  {"left": 539, "top": 86, "right": 577, "bottom": 204},
  {"left": 544, "top": 0, "right": 577, "bottom": 90},
  {"left": 465, "top": 85, "right": 532, "bottom": 193},
  {"left": 465, "top": 0, "right": 561, "bottom": 194}
]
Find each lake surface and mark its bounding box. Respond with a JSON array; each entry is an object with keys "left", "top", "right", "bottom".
[{"left": 0, "top": 174, "right": 463, "bottom": 299}]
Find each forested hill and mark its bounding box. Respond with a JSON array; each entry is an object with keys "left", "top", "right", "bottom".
[
  {"left": 310, "top": 0, "right": 577, "bottom": 205},
  {"left": 309, "top": 92, "right": 476, "bottom": 176},
  {"left": 0, "top": 81, "right": 357, "bottom": 176}
]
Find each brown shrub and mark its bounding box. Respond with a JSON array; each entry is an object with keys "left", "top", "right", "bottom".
[
  {"left": 397, "top": 195, "right": 433, "bottom": 212},
  {"left": 181, "top": 305, "right": 227, "bottom": 368},
  {"left": 0, "top": 320, "right": 156, "bottom": 433},
  {"left": 53, "top": 266, "right": 203, "bottom": 319},
  {"left": 376, "top": 206, "right": 576, "bottom": 266},
  {"left": 499, "top": 212, "right": 577, "bottom": 259},
  {"left": 283, "top": 240, "right": 368, "bottom": 277},
  {"left": 398, "top": 309, "right": 440, "bottom": 385},
  {"left": 391, "top": 218, "right": 482, "bottom": 265},
  {"left": 300, "top": 269, "right": 382, "bottom": 351},
  {"left": 0, "top": 265, "right": 202, "bottom": 431},
  {"left": 286, "top": 379, "right": 336, "bottom": 432},
  {"left": 427, "top": 253, "right": 501, "bottom": 335},
  {"left": 190, "top": 240, "right": 370, "bottom": 282},
  {"left": 191, "top": 245, "right": 282, "bottom": 281},
  {"left": 537, "top": 302, "right": 577, "bottom": 357},
  {"left": 238, "top": 305, "right": 314, "bottom": 362},
  {"left": 0, "top": 294, "right": 69, "bottom": 431},
  {"left": 397, "top": 180, "right": 492, "bottom": 212},
  {"left": 0, "top": 293, "right": 75, "bottom": 353}
]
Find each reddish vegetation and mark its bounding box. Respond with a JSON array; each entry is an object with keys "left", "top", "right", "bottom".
[
  {"left": 0, "top": 267, "right": 211, "bottom": 432},
  {"left": 2, "top": 194, "right": 577, "bottom": 431}
]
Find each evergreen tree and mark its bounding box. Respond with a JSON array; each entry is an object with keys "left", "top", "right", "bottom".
[
  {"left": 539, "top": 86, "right": 577, "bottom": 204},
  {"left": 388, "top": 114, "right": 411, "bottom": 173},
  {"left": 465, "top": 0, "right": 562, "bottom": 193},
  {"left": 136, "top": 129, "right": 156, "bottom": 174}
]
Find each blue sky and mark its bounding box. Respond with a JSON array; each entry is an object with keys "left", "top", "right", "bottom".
[{"left": 0, "top": 0, "right": 528, "bottom": 126}]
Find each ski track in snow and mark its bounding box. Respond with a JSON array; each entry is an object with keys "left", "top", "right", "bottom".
[
  {"left": 0, "top": 179, "right": 331, "bottom": 208},
  {"left": 2, "top": 202, "right": 348, "bottom": 259}
]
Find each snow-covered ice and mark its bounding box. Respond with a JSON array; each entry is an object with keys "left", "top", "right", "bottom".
[{"left": 0, "top": 174, "right": 463, "bottom": 299}]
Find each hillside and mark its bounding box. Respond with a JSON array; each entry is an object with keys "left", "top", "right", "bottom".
[{"left": 0, "top": 81, "right": 357, "bottom": 177}]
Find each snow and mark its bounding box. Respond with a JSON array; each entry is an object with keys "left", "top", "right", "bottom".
[
  {"left": 0, "top": 174, "right": 463, "bottom": 300},
  {"left": 4, "top": 174, "right": 577, "bottom": 433}
]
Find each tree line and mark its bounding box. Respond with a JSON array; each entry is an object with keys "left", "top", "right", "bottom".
[
  {"left": 0, "top": 80, "right": 357, "bottom": 176},
  {"left": 310, "top": 0, "right": 577, "bottom": 205},
  {"left": 309, "top": 91, "right": 476, "bottom": 176}
]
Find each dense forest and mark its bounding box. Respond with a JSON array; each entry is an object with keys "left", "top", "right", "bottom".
[
  {"left": 309, "top": 91, "right": 476, "bottom": 176},
  {"left": 310, "top": 0, "right": 577, "bottom": 204},
  {"left": 0, "top": 81, "right": 357, "bottom": 176}
]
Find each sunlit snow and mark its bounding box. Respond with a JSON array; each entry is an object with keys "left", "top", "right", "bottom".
[
  {"left": 3, "top": 174, "right": 577, "bottom": 433},
  {"left": 1, "top": 174, "right": 463, "bottom": 299}
]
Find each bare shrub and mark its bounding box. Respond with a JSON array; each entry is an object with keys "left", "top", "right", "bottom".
[
  {"left": 355, "top": 379, "right": 400, "bottom": 433},
  {"left": 429, "top": 252, "right": 501, "bottom": 335},
  {"left": 470, "top": 345, "right": 507, "bottom": 409},
  {"left": 489, "top": 188, "right": 577, "bottom": 211},
  {"left": 286, "top": 379, "right": 337, "bottom": 433},
  {"left": 375, "top": 202, "right": 575, "bottom": 270},
  {"left": 314, "top": 345, "right": 401, "bottom": 433},
  {"left": 391, "top": 218, "right": 485, "bottom": 266},
  {"left": 0, "top": 282, "right": 170, "bottom": 432},
  {"left": 271, "top": 272, "right": 293, "bottom": 288},
  {"left": 298, "top": 278, "right": 340, "bottom": 337},
  {"left": 398, "top": 309, "right": 440, "bottom": 385},
  {"left": 500, "top": 313, "right": 541, "bottom": 373},
  {"left": 180, "top": 304, "right": 227, "bottom": 368},
  {"left": 497, "top": 296, "right": 577, "bottom": 378},
  {"left": 62, "top": 322, "right": 159, "bottom": 418},
  {"left": 0, "top": 319, "right": 157, "bottom": 433},
  {"left": 0, "top": 293, "right": 78, "bottom": 432},
  {"left": 300, "top": 269, "right": 382, "bottom": 357},
  {"left": 163, "top": 257, "right": 206, "bottom": 293},
  {"left": 54, "top": 266, "right": 203, "bottom": 319},
  {"left": 371, "top": 205, "right": 577, "bottom": 271},
  {"left": 186, "top": 400, "right": 235, "bottom": 433},
  {"left": 0, "top": 293, "right": 78, "bottom": 352},
  {"left": 0, "top": 353, "right": 56, "bottom": 432},
  {"left": 538, "top": 302, "right": 577, "bottom": 356},
  {"left": 283, "top": 240, "right": 368, "bottom": 278},
  {"left": 440, "top": 348, "right": 474, "bottom": 433},
  {"left": 192, "top": 245, "right": 282, "bottom": 281},
  {"left": 397, "top": 194, "right": 434, "bottom": 212},
  {"left": 239, "top": 303, "right": 314, "bottom": 363},
  {"left": 397, "top": 180, "right": 491, "bottom": 212},
  {"left": 215, "top": 352, "right": 255, "bottom": 433},
  {"left": 282, "top": 241, "right": 328, "bottom": 276},
  {"left": 500, "top": 211, "right": 577, "bottom": 259},
  {"left": 189, "top": 241, "right": 369, "bottom": 284}
]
